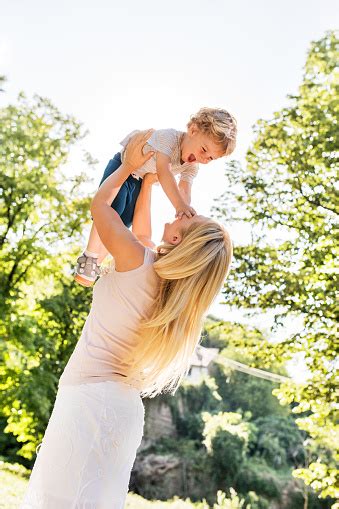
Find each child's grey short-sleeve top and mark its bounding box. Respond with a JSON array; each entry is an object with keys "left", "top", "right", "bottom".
[{"left": 120, "top": 128, "right": 199, "bottom": 184}]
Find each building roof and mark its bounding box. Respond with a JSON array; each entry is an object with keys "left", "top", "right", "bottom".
[{"left": 190, "top": 345, "right": 219, "bottom": 368}]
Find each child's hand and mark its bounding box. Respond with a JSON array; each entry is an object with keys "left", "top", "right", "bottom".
[{"left": 175, "top": 202, "right": 197, "bottom": 219}]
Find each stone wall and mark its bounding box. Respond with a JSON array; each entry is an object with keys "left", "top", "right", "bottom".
[{"left": 139, "top": 396, "right": 177, "bottom": 452}]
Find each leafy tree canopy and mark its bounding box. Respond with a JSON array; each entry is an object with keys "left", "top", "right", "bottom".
[
  {"left": 214, "top": 31, "right": 338, "bottom": 501},
  {"left": 0, "top": 93, "right": 93, "bottom": 459}
]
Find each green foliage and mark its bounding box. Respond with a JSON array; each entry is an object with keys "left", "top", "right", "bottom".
[
  {"left": 0, "top": 460, "right": 253, "bottom": 509},
  {"left": 200, "top": 316, "right": 229, "bottom": 349},
  {"left": 209, "top": 336, "right": 289, "bottom": 421},
  {"left": 148, "top": 326, "right": 331, "bottom": 507},
  {"left": 212, "top": 489, "right": 251, "bottom": 509},
  {"left": 202, "top": 412, "right": 251, "bottom": 453},
  {"left": 252, "top": 415, "right": 306, "bottom": 469},
  {"left": 235, "top": 459, "right": 281, "bottom": 501},
  {"left": 174, "top": 377, "right": 222, "bottom": 440},
  {"left": 293, "top": 462, "right": 339, "bottom": 501},
  {"left": 2, "top": 461, "right": 211, "bottom": 509},
  {"left": 202, "top": 412, "right": 252, "bottom": 488},
  {"left": 214, "top": 31, "right": 338, "bottom": 501},
  {"left": 210, "top": 431, "right": 245, "bottom": 487},
  {"left": 1, "top": 38, "right": 337, "bottom": 506},
  {"left": 127, "top": 495, "right": 210, "bottom": 509},
  {"left": 213, "top": 364, "right": 287, "bottom": 421},
  {"left": 143, "top": 436, "right": 202, "bottom": 458},
  {"left": 0, "top": 417, "right": 19, "bottom": 461},
  {"left": 287, "top": 487, "right": 335, "bottom": 509},
  {"left": 0, "top": 460, "right": 30, "bottom": 509},
  {"left": 0, "top": 93, "right": 93, "bottom": 460}
]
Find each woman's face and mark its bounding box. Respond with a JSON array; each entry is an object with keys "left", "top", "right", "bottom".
[{"left": 162, "top": 214, "right": 207, "bottom": 245}]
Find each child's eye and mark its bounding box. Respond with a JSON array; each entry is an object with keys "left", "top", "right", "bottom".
[{"left": 202, "top": 147, "right": 207, "bottom": 152}]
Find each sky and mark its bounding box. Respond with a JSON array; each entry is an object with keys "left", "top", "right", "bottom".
[{"left": 1, "top": 0, "right": 338, "bottom": 331}]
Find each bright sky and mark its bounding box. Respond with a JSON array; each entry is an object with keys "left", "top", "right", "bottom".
[{"left": 1, "top": 0, "right": 338, "bottom": 328}]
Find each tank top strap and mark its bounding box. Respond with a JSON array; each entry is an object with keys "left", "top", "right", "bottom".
[{"left": 144, "top": 247, "right": 157, "bottom": 266}]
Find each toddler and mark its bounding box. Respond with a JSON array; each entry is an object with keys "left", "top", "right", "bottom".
[{"left": 75, "top": 107, "right": 237, "bottom": 286}]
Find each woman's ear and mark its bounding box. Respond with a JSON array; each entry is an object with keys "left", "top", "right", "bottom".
[{"left": 170, "top": 233, "right": 182, "bottom": 245}]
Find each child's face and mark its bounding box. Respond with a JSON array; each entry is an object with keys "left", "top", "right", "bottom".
[{"left": 181, "top": 125, "right": 225, "bottom": 165}]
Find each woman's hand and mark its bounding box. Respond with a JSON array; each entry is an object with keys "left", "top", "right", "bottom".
[{"left": 124, "top": 129, "right": 155, "bottom": 171}]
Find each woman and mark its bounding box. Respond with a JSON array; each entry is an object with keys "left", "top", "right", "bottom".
[{"left": 21, "top": 131, "right": 233, "bottom": 509}]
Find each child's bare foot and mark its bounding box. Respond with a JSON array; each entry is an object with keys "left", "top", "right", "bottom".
[{"left": 74, "top": 254, "right": 101, "bottom": 287}]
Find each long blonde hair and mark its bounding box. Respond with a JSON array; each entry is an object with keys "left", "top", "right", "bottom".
[{"left": 124, "top": 219, "right": 233, "bottom": 398}]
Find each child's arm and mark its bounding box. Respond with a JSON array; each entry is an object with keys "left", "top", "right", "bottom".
[
  {"left": 178, "top": 180, "right": 192, "bottom": 205},
  {"left": 156, "top": 152, "right": 196, "bottom": 219},
  {"left": 132, "top": 173, "right": 157, "bottom": 248}
]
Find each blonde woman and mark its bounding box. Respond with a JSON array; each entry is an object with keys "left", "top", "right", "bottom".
[{"left": 21, "top": 131, "right": 233, "bottom": 509}]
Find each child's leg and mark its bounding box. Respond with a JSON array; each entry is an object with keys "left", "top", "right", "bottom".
[
  {"left": 85, "top": 153, "right": 124, "bottom": 264},
  {"left": 85, "top": 175, "right": 141, "bottom": 261},
  {"left": 120, "top": 177, "right": 142, "bottom": 227},
  {"left": 75, "top": 153, "right": 125, "bottom": 286},
  {"left": 75, "top": 184, "right": 129, "bottom": 287},
  {"left": 85, "top": 223, "right": 109, "bottom": 265},
  {"left": 99, "top": 153, "right": 123, "bottom": 186}
]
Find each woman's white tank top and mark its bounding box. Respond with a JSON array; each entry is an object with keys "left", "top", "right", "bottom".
[{"left": 59, "top": 248, "right": 158, "bottom": 389}]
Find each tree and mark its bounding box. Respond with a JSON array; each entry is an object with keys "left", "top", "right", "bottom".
[
  {"left": 0, "top": 93, "right": 94, "bottom": 459},
  {"left": 202, "top": 411, "right": 251, "bottom": 488},
  {"left": 253, "top": 415, "right": 305, "bottom": 469},
  {"left": 214, "top": 31, "right": 338, "bottom": 502}
]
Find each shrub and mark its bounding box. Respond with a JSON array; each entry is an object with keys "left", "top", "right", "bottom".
[{"left": 235, "top": 459, "right": 281, "bottom": 500}]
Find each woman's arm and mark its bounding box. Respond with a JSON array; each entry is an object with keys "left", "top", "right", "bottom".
[
  {"left": 90, "top": 130, "right": 154, "bottom": 272},
  {"left": 132, "top": 173, "right": 157, "bottom": 248}
]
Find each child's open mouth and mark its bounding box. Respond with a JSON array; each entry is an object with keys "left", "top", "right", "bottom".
[{"left": 188, "top": 154, "right": 196, "bottom": 163}]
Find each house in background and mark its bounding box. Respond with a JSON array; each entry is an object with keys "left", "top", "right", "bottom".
[{"left": 186, "top": 345, "right": 219, "bottom": 383}]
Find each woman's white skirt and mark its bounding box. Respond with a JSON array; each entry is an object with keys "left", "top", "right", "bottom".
[{"left": 20, "top": 380, "right": 144, "bottom": 509}]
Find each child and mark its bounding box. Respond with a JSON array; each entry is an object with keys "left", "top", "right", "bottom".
[{"left": 74, "top": 107, "right": 237, "bottom": 286}]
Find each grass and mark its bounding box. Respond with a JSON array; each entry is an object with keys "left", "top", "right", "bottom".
[
  {"left": 0, "top": 462, "right": 30, "bottom": 509},
  {"left": 0, "top": 461, "right": 209, "bottom": 508},
  {"left": 126, "top": 494, "right": 209, "bottom": 508}
]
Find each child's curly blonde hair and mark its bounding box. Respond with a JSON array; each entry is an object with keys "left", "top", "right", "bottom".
[{"left": 188, "top": 107, "right": 237, "bottom": 156}]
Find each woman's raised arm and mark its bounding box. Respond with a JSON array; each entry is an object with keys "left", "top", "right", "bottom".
[
  {"left": 132, "top": 173, "right": 157, "bottom": 248},
  {"left": 90, "top": 130, "right": 154, "bottom": 272}
]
